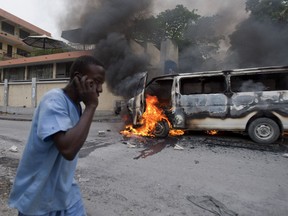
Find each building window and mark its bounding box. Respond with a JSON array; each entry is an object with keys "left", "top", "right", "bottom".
[
  {"left": 2, "top": 21, "right": 15, "bottom": 35},
  {"left": 19, "top": 29, "right": 30, "bottom": 39},
  {"left": 7, "top": 45, "right": 13, "bottom": 58},
  {"left": 3, "top": 67, "right": 25, "bottom": 81},
  {"left": 17, "top": 48, "right": 30, "bottom": 57},
  {"left": 56, "top": 62, "right": 72, "bottom": 78},
  {"left": 0, "top": 42, "right": 2, "bottom": 49},
  {"left": 27, "top": 64, "right": 53, "bottom": 80}
]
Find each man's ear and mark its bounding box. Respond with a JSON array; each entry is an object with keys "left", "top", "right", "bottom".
[{"left": 74, "top": 71, "right": 82, "bottom": 80}]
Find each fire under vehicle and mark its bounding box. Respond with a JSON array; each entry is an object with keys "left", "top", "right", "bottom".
[{"left": 127, "top": 65, "right": 288, "bottom": 144}]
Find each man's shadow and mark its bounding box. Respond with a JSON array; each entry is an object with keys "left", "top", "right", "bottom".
[{"left": 133, "top": 137, "right": 178, "bottom": 159}]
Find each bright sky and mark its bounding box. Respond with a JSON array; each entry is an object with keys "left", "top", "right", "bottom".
[{"left": 0, "top": 0, "right": 246, "bottom": 41}]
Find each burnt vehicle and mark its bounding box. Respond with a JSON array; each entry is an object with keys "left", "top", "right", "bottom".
[{"left": 128, "top": 66, "right": 288, "bottom": 144}]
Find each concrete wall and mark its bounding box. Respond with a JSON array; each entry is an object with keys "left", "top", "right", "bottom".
[
  {"left": 0, "top": 79, "right": 123, "bottom": 115},
  {"left": 0, "top": 84, "right": 3, "bottom": 105},
  {"left": 7, "top": 83, "right": 32, "bottom": 107},
  {"left": 98, "top": 83, "right": 123, "bottom": 112},
  {"left": 146, "top": 42, "right": 161, "bottom": 67},
  {"left": 0, "top": 41, "right": 165, "bottom": 116},
  {"left": 36, "top": 81, "right": 67, "bottom": 106},
  {"left": 160, "top": 39, "right": 179, "bottom": 74}
]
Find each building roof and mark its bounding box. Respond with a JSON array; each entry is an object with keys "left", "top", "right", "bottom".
[
  {"left": 0, "top": 8, "right": 51, "bottom": 36},
  {"left": 0, "top": 50, "right": 92, "bottom": 67}
]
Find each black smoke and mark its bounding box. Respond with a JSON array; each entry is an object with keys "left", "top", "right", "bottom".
[
  {"left": 177, "top": 1, "right": 248, "bottom": 72},
  {"left": 180, "top": 15, "right": 225, "bottom": 72},
  {"left": 179, "top": 0, "right": 288, "bottom": 71},
  {"left": 61, "top": 0, "right": 288, "bottom": 96},
  {"left": 62, "top": 0, "right": 152, "bottom": 98},
  {"left": 77, "top": 0, "right": 152, "bottom": 44},
  {"left": 93, "top": 33, "right": 149, "bottom": 98},
  {"left": 225, "top": 17, "right": 288, "bottom": 68}
]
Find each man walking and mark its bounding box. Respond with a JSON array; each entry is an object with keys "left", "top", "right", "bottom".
[{"left": 9, "top": 55, "right": 105, "bottom": 216}]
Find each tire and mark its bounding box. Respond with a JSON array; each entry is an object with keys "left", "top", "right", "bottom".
[
  {"left": 248, "top": 117, "right": 280, "bottom": 144},
  {"left": 154, "top": 120, "right": 170, "bottom": 138}
]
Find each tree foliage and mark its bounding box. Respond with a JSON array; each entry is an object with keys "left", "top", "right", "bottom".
[
  {"left": 129, "top": 5, "right": 230, "bottom": 72},
  {"left": 156, "top": 5, "right": 200, "bottom": 42},
  {"left": 246, "top": 0, "right": 288, "bottom": 22},
  {"left": 130, "top": 5, "right": 200, "bottom": 48}
]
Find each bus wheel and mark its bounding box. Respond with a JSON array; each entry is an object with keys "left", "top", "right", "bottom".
[
  {"left": 248, "top": 118, "right": 280, "bottom": 144},
  {"left": 154, "top": 120, "right": 170, "bottom": 138}
]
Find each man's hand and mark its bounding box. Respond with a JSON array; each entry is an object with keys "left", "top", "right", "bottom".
[
  {"left": 73, "top": 75, "right": 99, "bottom": 108},
  {"left": 53, "top": 62, "right": 105, "bottom": 161},
  {"left": 54, "top": 75, "right": 99, "bottom": 161}
]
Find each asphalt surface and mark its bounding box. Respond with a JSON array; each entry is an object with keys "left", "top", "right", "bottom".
[{"left": 0, "top": 115, "right": 288, "bottom": 216}]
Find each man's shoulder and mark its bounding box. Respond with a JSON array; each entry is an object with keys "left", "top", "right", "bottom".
[
  {"left": 39, "top": 88, "right": 66, "bottom": 105},
  {"left": 44, "top": 88, "right": 64, "bottom": 97},
  {"left": 42, "top": 88, "right": 65, "bottom": 100}
]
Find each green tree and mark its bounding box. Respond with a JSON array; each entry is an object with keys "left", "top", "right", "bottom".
[
  {"left": 130, "top": 5, "right": 200, "bottom": 49},
  {"left": 156, "top": 5, "right": 200, "bottom": 43},
  {"left": 246, "top": 0, "right": 288, "bottom": 22},
  {"left": 129, "top": 5, "right": 226, "bottom": 72}
]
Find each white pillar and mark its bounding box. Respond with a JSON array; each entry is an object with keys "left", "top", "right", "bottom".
[
  {"left": 24, "top": 66, "right": 28, "bottom": 80},
  {"left": 53, "top": 63, "right": 57, "bottom": 79},
  {"left": 31, "top": 77, "right": 37, "bottom": 108},
  {"left": 4, "top": 79, "right": 8, "bottom": 112}
]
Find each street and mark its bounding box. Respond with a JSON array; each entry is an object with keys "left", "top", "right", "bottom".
[{"left": 0, "top": 119, "right": 288, "bottom": 216}]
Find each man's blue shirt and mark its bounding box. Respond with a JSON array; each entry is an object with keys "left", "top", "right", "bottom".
[{"left": 9, "top": 88, "right": 82, "bottom": 215}]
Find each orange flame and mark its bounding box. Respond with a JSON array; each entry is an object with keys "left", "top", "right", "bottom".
[
  {"left": 206, "top": 130, "right": 218, "bottom": 135},
  {"left": 121, "top": 95, "right": 184, "bottom": 137}
]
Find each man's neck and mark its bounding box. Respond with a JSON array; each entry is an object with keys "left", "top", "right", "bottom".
[{"left": 63, "top": 84, "right": 79, "bottom": 105}]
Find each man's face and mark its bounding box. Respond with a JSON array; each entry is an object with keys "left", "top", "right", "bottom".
[{"left": 84, "top": 64, "right": 105, "bottom": 96}]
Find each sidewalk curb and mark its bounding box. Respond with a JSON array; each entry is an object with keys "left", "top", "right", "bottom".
[
  {"left": 0, "top": 115, "right": 32, "bottom": 121},
  {"left": 0, "top": 114, "right": 123, "bottom": 122}
]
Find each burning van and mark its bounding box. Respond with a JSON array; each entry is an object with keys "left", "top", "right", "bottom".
[{"left": 125, "top": 66, "right": 288, "bottom": 144}]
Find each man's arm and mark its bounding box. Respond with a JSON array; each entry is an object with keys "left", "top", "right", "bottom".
[
  {"left": 52, "top": 74, "right": 99, "bottom": 160},
  {"left": 52, "top": 105, "right": 96, "bottom": 161}
]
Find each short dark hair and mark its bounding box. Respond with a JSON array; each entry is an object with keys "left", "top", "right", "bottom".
[{"left": 69, "top": 55, "right": 105, "bottom": 80}]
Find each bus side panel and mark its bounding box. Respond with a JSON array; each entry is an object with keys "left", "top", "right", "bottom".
[
  {"left": 178, "top": 94, "right": 228, "bottom": 117},
  {"left": 186, "top": 112, "right": 257, "bottom": 131},
  {"left": 231, "top": 91, "right": 288, "bottom": 117}
]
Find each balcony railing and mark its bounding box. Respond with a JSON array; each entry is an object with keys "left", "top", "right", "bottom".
[
  {"left": 0, "top": 43, "right": 96, "bottom": 61},
  {"left": 0, "top": 48, "right": 73, "bottom": 60}
]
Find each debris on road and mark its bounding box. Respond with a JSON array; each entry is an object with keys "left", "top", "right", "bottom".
[
  {"left": 174, "top": 144, "right": 184, "bottom": 150},
  {"left": 78, "top": 178, "right": 90, "bottom": 183},
  {"left": 122, "top": 140, "right": 137, "bottom": 148},
  {"left": 98, "top": 131, "right": 106, "bottom": 137},
  {"left": 8, "top": 145, "right": 18, "bottom": 153},
  {"left": 127, "top": 143, "right": 136, "bottom": 148},
  {"left": 186, "top": 195, "right": 238, "bottom": 216}
]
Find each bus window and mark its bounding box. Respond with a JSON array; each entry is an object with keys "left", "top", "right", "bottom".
[
  {"left": 231, "top": 72, "right": 288, "bottom": 92},
  {"left": 146, "top": 79, "right": 173, "bottom": 105},
  {"left": 180, "top": 76, "right": 226, "bottom": 95}
]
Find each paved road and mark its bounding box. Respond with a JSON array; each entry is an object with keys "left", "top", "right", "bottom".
[{"left": 0, "top": 120, "right": 288, "bottom": 216}]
